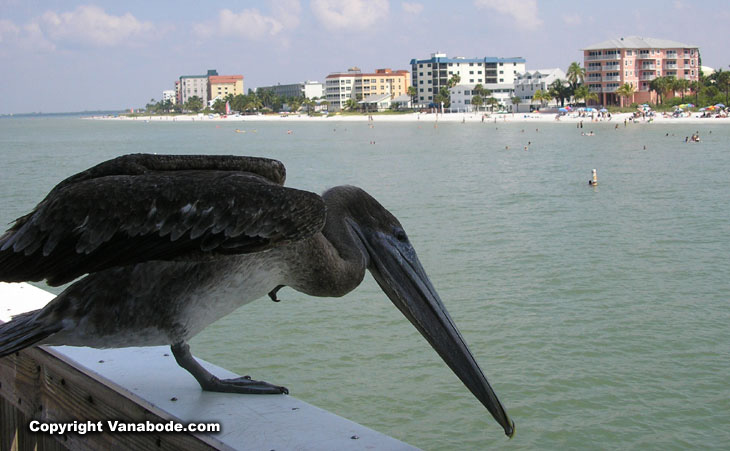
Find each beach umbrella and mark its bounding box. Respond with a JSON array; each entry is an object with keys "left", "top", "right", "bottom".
[
  {"left": 565, "top": 106, "right": 572, "bottom": 111},
  {"left": 599, "top": 108, "right": 608, "bottom": 112},
  {"left": 716, "top": 103, "right": 726, "bottom": 108},
  {"left": 585, "top": 107, "right": 597, "bottom": 112},
  {"left": 707, "top": 105, "right": 716, "bottom": 110},
  {"left": 558, "top": 108, "right": 568, "bottom": 112},
  {"left": 699, "top": 107, "right": 706, "bottom": 111}
]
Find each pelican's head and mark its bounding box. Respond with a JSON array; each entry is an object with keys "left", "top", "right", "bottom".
[{"left": 322, "top": 185, "right": 514, "bottom": 437}]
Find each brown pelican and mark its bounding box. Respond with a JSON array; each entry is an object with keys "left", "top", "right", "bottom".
[{"left": 0, "top": 154, "right": 514, "bottom": 437}]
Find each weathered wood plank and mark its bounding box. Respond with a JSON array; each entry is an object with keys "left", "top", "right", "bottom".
[{"left": 0, "top": 346, "right": 225, "bottom": 450}]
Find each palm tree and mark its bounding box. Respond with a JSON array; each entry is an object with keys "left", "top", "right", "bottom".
[
  {"left": 212, "top": 98, "right": 226, "bottom": 114},
  {"left": 549, "top": 79, "right": 571, "bottom": 107},
  {"left": 616, "top": 83, "right": 636, "bottom": 107},
  {"left": 447, "top": 74, "right": 461, "bottom": 88},
  {"left": 407, "top": 86, "right": 417, "bottom": 107},
  {"left": 532, "top": 89, "right": 549, "bottom": 108},
  {"left": 302, "top": 98, "right": 316, "bottom": 115},
  {"left": 573, "top": 85, "right": 590, "bottom": 105},
  {"left": 471, "top": 94, "right": 483, "bottom": 112},
  {"left": 184, "top": 96, "right": 203, "bottom": 113},
  {"left": 689, "top": 80, "right": 701, "bottom": 105},
  {"left": 344, "top": 98, "right": 358, "bottom": 111},
  {"left": 649, "top": 76, "right": 674, "bottom": 105},
  {"left": 510, "top": 96, "right": 521, "bottom": 114},
  {"left": 671, "top": 78, "right": 687, "bottom": 100},
  {"left": 486, "top": 97, "right": 499, "bottom": 111},
  {"left": 716, "top": 69, "right": 730, "bottom": 105},
  {"left": 566, "top": 62, "right": 586, "bottom": 90},
  {"left": 434, "top": 87, "right": 451, "bottom": 111}
]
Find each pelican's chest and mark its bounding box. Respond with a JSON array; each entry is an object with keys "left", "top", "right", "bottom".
[{"left": 179, "top": 253, "right": 287, "bottom": 337}]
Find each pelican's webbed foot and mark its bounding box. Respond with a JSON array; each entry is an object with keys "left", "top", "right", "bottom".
[
  {"left": 268, "top": 285, "right": 285, "bottom": 302},
  {"left": 214, "top": 375, "right": 289, "bottom": 394},
  {"left": 171, "top": 342, "right": 288, "bottom": 395}
]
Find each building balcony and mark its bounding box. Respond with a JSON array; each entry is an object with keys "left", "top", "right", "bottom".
[
  {"left": 641, "top": 64, "right": 656, "bottom": 70},
  {"left": 603, "top": 86, "right": 619, "bottom": 93},
  {"left": 603, "top": 65, "right": 620, "bottom": 71},
  {"left": 665, "top": 63, "right": 678, "bottom": 69},
  {"left": 640, "top": 75, "right": 656, "bottom": 81},
  {"left": 603, "top": 75, "right": 621, "bottom": 82},
  {"left": 586, "top": 75, "right": 602, "bottom": 82},
  {"left": 589, "top": 86, "right": 602, "bottom": 93},
  {"left": 586, "top": 53, "right": 621, "bottom": 61},
  {"left": 586, "top": 66, "right": 602, "bottom": 73}
]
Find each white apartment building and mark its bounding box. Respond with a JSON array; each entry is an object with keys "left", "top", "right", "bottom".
[
  {"left": 410, "top": 52, "right": 526, "bottom": 107},
  {"left": 258, "top": 81, "right": 324, "bottom": 99},
  {"left": 162, "top": 90, "right": 176, "bottom": 104},
  {"left": 514, "top": 68, "right": 566, "bottom": 109},
  {"left": 449, "top": 84, "right": 516, "bottom": 112},
  {"left": 303, "top": 81, "right": 324, "bottom": 99}
]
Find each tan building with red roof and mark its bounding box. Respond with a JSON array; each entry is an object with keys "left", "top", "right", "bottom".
[
  {"left": 325, "top": 68, "right": 410, "bottom": 111},
  {"left": 208, "top": 75, "right": 244, "bottom": 102}
]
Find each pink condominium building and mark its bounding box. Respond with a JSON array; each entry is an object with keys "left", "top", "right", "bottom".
[{"left": 582, "top": 36, "right": 700, "bottom": 106}]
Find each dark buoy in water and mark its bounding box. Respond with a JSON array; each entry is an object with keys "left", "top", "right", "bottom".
[{"left": 589, "top": 169, "right": 598, "bottom": 186}]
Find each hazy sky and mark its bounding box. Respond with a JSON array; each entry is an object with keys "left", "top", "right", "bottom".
[{"left": 1, "top": 0, "right": 728, "bottom": 114}]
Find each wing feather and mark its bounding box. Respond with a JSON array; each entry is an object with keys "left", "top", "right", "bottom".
[{"left": 0, "top": 155, "right": 324, "bottom": 286}]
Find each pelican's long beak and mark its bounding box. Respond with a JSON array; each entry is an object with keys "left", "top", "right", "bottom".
[{"left": 359, "top": 228, "right": 514, "bottom": 437}]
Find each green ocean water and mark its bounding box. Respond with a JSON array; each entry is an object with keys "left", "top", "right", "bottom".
[{"left": 1, "top": 116, "right": 728, "bottom": 450}]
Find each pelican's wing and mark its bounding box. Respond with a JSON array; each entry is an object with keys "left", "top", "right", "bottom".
[{"left": 0, "top": 154, "right": 324, "bottom": 286}]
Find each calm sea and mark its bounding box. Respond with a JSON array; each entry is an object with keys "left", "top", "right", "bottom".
[{"left": 1, "top": 116, "right": 728, "bottom": 450}]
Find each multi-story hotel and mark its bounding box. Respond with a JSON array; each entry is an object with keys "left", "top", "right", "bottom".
[
  {"left": 208, "top": 75, "right": 244, "bottom": 103},
  {"left": 582, "top": 36, "right": 700, "bottom": 105},
  {"left": 410, "top": 52, "right": 526, "bottom": 107},
  {"left": 179, "top": 70, "right": 218, "bottom": 104},
  {"left": 325, "top": 68, "right": 410, "bottom": 111}
]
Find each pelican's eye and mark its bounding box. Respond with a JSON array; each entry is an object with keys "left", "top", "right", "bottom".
[{"left": 394, "top": 228, "right": 408, "bottom": 243}]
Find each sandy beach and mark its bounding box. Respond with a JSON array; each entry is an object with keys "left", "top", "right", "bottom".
[{"left": 88, "top": 111, "right": 730, "bottom": 125}]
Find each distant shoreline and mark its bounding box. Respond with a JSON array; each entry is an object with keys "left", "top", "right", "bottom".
[{"left": 85, "top": 111, "right": 730, "bottom": 125}]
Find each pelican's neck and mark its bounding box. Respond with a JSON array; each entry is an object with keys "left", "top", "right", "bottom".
[{"left": 287, "top": 212, "right": 367, "bottom": 298}]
